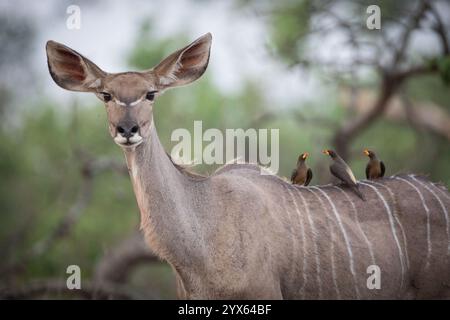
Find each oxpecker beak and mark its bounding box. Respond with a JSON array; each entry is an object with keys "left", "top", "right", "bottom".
[
  {"left": 322, "top": 149, "right": 330, "bottom": 155},
  {"left": 302, "top": 152, "right": 309, "bottom": 160},
  {"left": 363, "top": 149, "right": 370, "bottom": 156}
]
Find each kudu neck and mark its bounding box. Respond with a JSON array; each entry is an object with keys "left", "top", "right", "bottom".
[
  {"left": 123, "top": 121, "right": 188, "bottom": 185},
  {"left": 122, "top": 121, "right": 199, "bottom": 264}
]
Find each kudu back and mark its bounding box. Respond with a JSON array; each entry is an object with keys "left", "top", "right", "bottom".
[{"left": 46, "top": 34, "right": 450, "bottom": 299}]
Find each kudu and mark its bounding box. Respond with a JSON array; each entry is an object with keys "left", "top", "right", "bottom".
[{"left": 46, "top": 34, "right": 450, "bottom": 299}]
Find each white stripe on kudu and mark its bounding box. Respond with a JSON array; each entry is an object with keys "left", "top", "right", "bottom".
[
  {"left": 366, "top": 180, "right": 410, "bottom": 270},
  {"left": 306, "top": 188, "right": 341, "bottom": 300},
  {"left": 410, "top": 175, "right": 450, "bottom": 254},
  {"left": 395, "top": 177, "right": 432, "bottom": 270},
  {"left": 333, "top": 186, "right": 376, "bottom": 266},
  {"left": 280, "top": 187, "right": 299, "bottom": 288},
  {"left": 294, "top": 187, "right": 323, "bottom": 299},
  {"left": 311, "top": 186, "right": 360, "bottom": 299},
  {"left": 286, "top": 187, "right": 308, "bottom": 299},
  {"left": 430, "top": 181, "right": 450, "bottom": 201},
  {"left": 359, "top": 182, "right": 406, "bottom": 290}
]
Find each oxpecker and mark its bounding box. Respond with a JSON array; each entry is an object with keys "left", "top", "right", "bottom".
[{"left": 323, "top": 149, "right": 365, "bottom": 200}]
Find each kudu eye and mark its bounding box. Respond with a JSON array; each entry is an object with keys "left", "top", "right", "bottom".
[
  {"left": 146, "top": 91, "right": 157, "bottom": 101},
  {"left": 101, "top": 92, "right": 112, "bottom": 102}
]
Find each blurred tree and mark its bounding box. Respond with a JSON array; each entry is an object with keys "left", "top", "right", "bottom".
[
  {"left": 240, "top": 0, "right": 450, "bottom": 185},
  {"left": 0, "top": 14, "right": 35, "bottom": 119}
]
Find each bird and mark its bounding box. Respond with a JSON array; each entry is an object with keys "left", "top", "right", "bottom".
[
  {"left": 363, "top": 149, "right": 385, "bottom": 180},
  {"left": 291, "top": 152, "right": 313, "bottom": 186},
  {"left": 322, "top": 149, "right": 365, "bottom": 200}
]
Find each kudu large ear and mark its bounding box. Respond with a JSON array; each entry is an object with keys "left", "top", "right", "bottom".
[
  {"left": 46, "top": 41, "right": 107, "bottom": 92},
  {"left": 150, "top": 33, "right": 212, "bottom": 90}
]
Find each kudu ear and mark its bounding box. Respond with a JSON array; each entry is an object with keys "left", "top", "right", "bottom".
[
  {"left": 46, "top": 41, "right": 107, "bottom": 92},
  {"left": 151, "top": 33, "right": 212, "bottom": 90}
]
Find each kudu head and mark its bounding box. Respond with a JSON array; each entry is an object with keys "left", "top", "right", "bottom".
[{"left": 46, "top": 33, "right": 212, "bottom": 149}]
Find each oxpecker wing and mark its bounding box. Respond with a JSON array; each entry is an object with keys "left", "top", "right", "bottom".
[
  {"left": 305, "top": 168, "right": 313, "bottom": 186},
  {"left": 323, "top": 149, "right": 365, "bottom": 200},
  {"left": 330, "top": 163, "right": 357, "bottom": 187},
  {"left": 291, "top": 152, "right": 312, "bottom": 186},
  {"left": 363, "top": 149, "right": 385, "bottom": 180},
  {"left": 291, "top": 169, "right": 298, "bottom": 183},
  {"left": 365, "top": 163, "right": 370, "bottom": 180},
  {"left": 380, "top": 161, "right": 385, "bottom": 177}
]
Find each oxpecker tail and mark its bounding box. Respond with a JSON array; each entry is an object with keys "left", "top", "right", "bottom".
[{"left": 353, "top": 184, "right": 366, "bottom": 201}]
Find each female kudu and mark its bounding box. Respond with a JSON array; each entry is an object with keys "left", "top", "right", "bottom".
[{"left": 46, "top": 34, "right": 450, "bottom": 299}]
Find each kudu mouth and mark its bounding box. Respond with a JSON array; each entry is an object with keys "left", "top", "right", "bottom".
[
  {"left": 114, "top": 134, "right": 144, "bottom": 148},
  {"left": 113, "top": 118, "right": 154, "bottom": 149},
  {"left": 113, "top": 123, "right": 144, "bottom": 148}
]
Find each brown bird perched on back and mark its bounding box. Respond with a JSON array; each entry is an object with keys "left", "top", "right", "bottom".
[
  {"left": 322, "top": 149, "right": 365, "bottom": 201},
  {"left": 363, "top": 149, "right": 385, "bottom": 180},
  {"left": 291, "top": 152, "right": 313, "bottom": 186}
]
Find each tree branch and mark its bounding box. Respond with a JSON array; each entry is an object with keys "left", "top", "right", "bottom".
[
  {"left": 429, "top": 2, "right": 450, "bottom": 55},
  {"left": 248, "top": 109, "right": 338, "bottom": 129},
  {"left": 0, "top": 153, "right": 128, "bottom": 279},
  {"left": 331, "top": 0, "right": 434, "bottom": 160},
  {"left": 339, "top": 87, "right": 450, "bottom": 142},
  {"left": 0, "top": 279, "right": 139, "bottom": 300},
  {"left": 32, "top": 154, "right": 127, "bottom": 256},
  {"left": 391, "top": 0, "right": 430, "bottom": 68},
  {"left": 94, "top": 232, "right": 159, "bottom": 284}
]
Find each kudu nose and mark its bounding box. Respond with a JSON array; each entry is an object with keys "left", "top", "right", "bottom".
[{"left": 117, "top": 121, "right": 139, "bottom": 138}]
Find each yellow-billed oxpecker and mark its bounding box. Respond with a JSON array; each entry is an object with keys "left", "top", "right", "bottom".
[
  {"left": 291, "top": 152, "right": 313, "bottom": 186},
  {"left": 322, "top": 149, "right": 365, "bottom": 200},
  {"left": 363, "top": 149, "right": 385, "bottom": 180}
]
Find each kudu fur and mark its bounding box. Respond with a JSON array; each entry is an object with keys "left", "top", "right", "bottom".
[{"left": 46, "top": 34, "right": 450, "bottom": 299}]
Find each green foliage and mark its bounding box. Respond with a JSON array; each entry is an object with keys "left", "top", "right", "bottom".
[
  {"left": 405, "top": 73, "right": 450, "bottom": 111},
  {"left": 263, "top": 0, "right": 450, "bottom": 187},
  {"left": 268, "top": 0, "right": 311, "bottom": 65},
  {"left": 0, "top": 103, "right": 137, "bottom": 280},
  {"left": 437, "top": 55, "right": 450, "bottom": 85}
]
